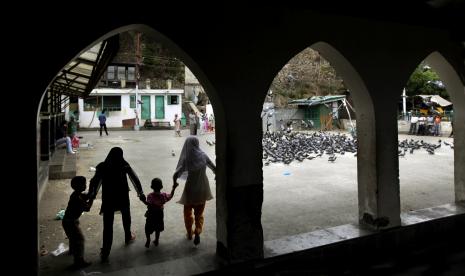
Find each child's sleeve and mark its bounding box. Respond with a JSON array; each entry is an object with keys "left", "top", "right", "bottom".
[{"left": 164, "top": 192, "right": 173, "bottom": 202}]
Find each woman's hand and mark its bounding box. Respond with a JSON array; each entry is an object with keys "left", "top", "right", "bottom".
[{"left": 138, "top": 193, "right": 146, "bottom": 203}]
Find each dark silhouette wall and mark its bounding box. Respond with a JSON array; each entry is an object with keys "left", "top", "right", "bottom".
[{"left": 10, "top": 6, "right": 465, "bottom": 275}]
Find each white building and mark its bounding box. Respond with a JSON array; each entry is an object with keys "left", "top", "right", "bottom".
[{"left": 77, "top": 88, "right": 183, "bottom": 128}]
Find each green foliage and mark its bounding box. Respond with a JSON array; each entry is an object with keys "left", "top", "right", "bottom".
[{"left": 406, "top": 64, "right": 449, "bottom": 100}]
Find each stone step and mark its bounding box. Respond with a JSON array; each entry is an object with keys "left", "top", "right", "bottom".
[{"left": 49, "top": 149, "right": 76, "bottom": 179}]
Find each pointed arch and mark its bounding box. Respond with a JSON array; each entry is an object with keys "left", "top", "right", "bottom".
[
  {"left": 36, "top": 24, "right": 229, "bottom": 253},
  {"left": 424, "top": 51, "right": 465, "bottom": 202}
]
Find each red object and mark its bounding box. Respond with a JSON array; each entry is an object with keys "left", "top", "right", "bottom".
[{"left": 72, "top": 136, "right": 80, "bottom": 149}]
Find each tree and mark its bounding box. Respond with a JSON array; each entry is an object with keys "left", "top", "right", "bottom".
[
  {"left": 139, "top": 33, "right": 185, "bottom": 88},
  {"left": 405, "top": 63, "right": 449, "bottom": 100}
]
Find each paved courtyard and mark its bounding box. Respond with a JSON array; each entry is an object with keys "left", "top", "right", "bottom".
[{"left": 39, "top": 129, "right": 455, "bottom": 275}]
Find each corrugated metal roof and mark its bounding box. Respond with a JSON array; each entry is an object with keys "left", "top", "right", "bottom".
[
  {"left": 288, "top": 95, "right": 346, "bottom": 106},
  {"left": 47, "top": 36, "right": 119, "bottom": 98},
  {"left": 416, "top": 95, "right": 452, "bottom": 107}
]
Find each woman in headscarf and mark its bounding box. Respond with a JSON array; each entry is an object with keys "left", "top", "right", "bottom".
[
  {"left": 173, "top": 136, "right": 216, "bottom": 245},
  {"left": 88, "top": 147, "right": 146, "bottom": 262}
]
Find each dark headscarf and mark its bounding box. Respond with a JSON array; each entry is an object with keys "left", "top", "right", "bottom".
[{"left": 105, "top": 147, "right": 127, "bottom": 168}]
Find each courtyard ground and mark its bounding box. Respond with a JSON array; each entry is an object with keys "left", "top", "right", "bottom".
[{"left": 38, "top": 129, "right": 454, "bottom": 275}]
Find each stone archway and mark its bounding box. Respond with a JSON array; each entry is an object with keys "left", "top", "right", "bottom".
[
  {"left": 261, "top": 41, "right": 378, "bottom": 240},
  {"left": 425, "top": 51, "right": 465, "bottom": 202},
  {"left": 36, "top": 24, "right": 228, "bottom": 273}
]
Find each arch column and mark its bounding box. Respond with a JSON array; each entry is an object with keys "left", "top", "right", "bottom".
[
  {"left": 216, "top": 86, "right": 265, "bottom": 262},
  {"left": 426, "top": 52, "right": 465, "bottom": 203},
  {"left": 356, "top": 86, "right": 401, "bottom": 229},
  {"left": 311, "top": 42, "right": 401, "bottom": 229}
]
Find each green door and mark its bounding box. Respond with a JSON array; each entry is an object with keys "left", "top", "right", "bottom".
[
  {"left": 155, "top": 95, "right": 165, "bottom": 119},
  {"left": 141, "top": 95, "right": 151, "bottom": 120},
  {"left": 304, "top": 107, "right": 320, "bottom": 129}
]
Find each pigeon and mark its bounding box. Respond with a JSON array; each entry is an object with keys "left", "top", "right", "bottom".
[{"left": 261, "top": 131, "right": 359, "bottom": 164}]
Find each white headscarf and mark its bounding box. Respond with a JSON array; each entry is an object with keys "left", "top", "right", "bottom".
[{"left": 175, "top": 136, "right": 208, "bottom": 179}]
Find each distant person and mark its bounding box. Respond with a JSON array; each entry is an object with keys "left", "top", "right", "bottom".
[
  {"left": 433, "top": 115, "right": 441, "bottom": 136},
  {"left": 88, "top": 147, "right": 146, "bottom": 263},
  {"left": 409, "top": 113, "right": 418, "bottom": 135},
  {"left": 203, "top": 113, "right": 209, "bottom": 133},
  {"left": 199, "top": 113, "right": 205, "bottom": 135},
  {"left": 143, "top": 178, "right": 178, "bottom": 248},
  {"left": 56, "top": 120, "right": 75, "bottom": 154},
  {"left": 427, "top": 115, "right": 434, "bottom": 135},
  {"left": 62, "top": 176, "right": 92, "bottom": 269},
  {"left": 173, "top": 136, "right": 216, "bottom": 245},
  {"left": 98, "top": 109, "right": 109, "bottom": 136},
  {"left": 66, "top": 116, "right": 78, "bottom": 139},
  {"left": 189, "top": 110, "right": 197, "bottom": 135},
  {"left": 174, "top": 114, "right": 182, "bottom": 137},
  {"left": 71, "top": 135, "right": 80, "bottom": 151},
  {"left": 417, "top": 116, "right": 426, "bottom": 135},
  {"left": 209, "top": 114, "right": 215, "bottom": 132}
]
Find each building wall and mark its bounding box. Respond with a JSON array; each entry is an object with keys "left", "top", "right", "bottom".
[{"left": 78, "top": 89, "right": 183, "bottom": 128}]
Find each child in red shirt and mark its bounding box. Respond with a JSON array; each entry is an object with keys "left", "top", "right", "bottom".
[{"left": 143, "top": 178, "right": 178, "bottom": 247}]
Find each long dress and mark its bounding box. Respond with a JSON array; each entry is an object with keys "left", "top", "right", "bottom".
[
  {"left": 173, "top": 136, "right": 215, "bottom": 205},
  {"left": 174, "top": 118, "right": 181, "bottom": 132},
  {"left": 177, "top": 162, "right": 214, "bottom": 205}
]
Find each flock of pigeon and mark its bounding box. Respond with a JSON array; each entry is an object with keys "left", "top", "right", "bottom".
[
  {"left": 397, "top": 138, "right": 454, "bottom": 157},
  {"left": 262, "top": 131, "right": 357, "bottom": 165},
  {"left": 257, "top": 131, "right": 454, "bottom": 165}
]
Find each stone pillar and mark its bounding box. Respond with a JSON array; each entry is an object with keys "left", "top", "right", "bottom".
[
  {"left": 453, "top": 107, "right": 465, "bottom": 202},
  {"left": 229, "top": 112, "right": 264, "bottom": 261},
  {"left": 358, "top": 95, "right": 401, "bottom": 229},
  {"left": 425, "top": 51, "right": 465, "bottom": 203},
  {"left": 216, "top": 94, "right": 264, "bottom": 262}
]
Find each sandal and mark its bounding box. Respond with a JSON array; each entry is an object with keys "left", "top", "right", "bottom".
[{"left": 125, "top": 232, "right": 136, "bottom": 245}]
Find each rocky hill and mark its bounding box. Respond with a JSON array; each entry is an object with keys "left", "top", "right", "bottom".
[{"left": 269, "top": 48, "right": 346, "bottom": 107}]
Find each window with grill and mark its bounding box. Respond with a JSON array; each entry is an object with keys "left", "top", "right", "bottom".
[
  {"left": 127, "top": 67, "right": 135, "bottom": 81},
  {"left": 168, "top": 95, "right": 178, "bottom": 105},
  {"left": 102, "top": 96, "right": 121, "bottom": 111},
  {"left": 84, "top": 96, "right": 121, "bottom": 111},
  {"left": 117, "top": 66, "right": 126, "bottom": 80},
  {"left": 107, "top": 66, "right": 115, "bottom": 80}
]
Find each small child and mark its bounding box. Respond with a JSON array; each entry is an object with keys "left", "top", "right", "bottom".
[
  {"left": 62, "top": 176, "right": 92, "bottom": 269},
  {"left": 144, "top": 178, "right": 178, "bottom": 247}
]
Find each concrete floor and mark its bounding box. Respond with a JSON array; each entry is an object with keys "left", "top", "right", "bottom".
[
  {"left": 263, "top": 133, "right": 455, "bottom": 240},
  {"left": 38, "top": 129, "right": 454, "bottom": 275}
]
